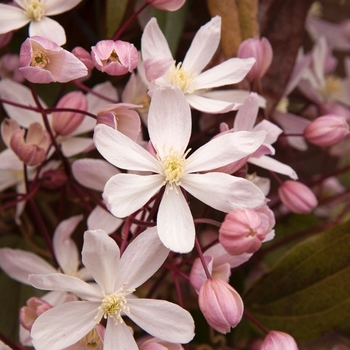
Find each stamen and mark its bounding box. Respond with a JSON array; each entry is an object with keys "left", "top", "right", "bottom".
[
  {"left": 166, "top": 62, "right": 195, "bottom": 93},
  {"left": 30, "top": 50, "right": 50, "bottom": 69},
  {"left": 320, "top": 75, "right": 342, "bottom": 99},
  {"left": 107, "top": 50, "right": 120, "bottom": 64},
  {"left": 25, "top": 0, "right": 45, "bottom": 21},
  {"left": 80, "top": 328, "right": 103, "bottom": 350}
]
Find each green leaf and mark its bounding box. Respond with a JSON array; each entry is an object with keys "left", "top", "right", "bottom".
[
  {"left": 244, "top": 220, "right": 350, "bottom": 341},
  {"left": 106, "top": 0, "right": 130, "bottom": 38}
]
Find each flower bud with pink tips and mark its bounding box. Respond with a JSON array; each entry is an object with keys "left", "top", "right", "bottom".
[
  {"left": 19, "top": 36, "right": 88, "bottom": 83},
  {"left": 303, "top": 114, "right": 349, "bottom": 147},
  {"left": 219, "top": 205, "right": 275, "bottom": 256},
  {"left": 91, "top": 40, "right": 138, "bottom": 76},
  {"left": 260, "top": 331, "right": 299, "bottom": 350},
  {"left": 20, "top": 297, "right": 52, "bottom": 331},
  {"left": 278, "top": 180, "right": 318, "bottom": 214},
  {"left": 237, "top": 37, "right": 273, "bottom": 82},
  {"left": 146, "top": 0, "right": 186, "bottom": 11},
  {"left": 199, "top": 278, "right": 244, "bottom": 334},
  {"left": 72, "top": 46, "right": 95, "bottom": 72}
]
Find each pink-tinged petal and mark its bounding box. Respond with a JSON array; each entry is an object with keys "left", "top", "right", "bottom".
[
  {"left": 143, "top": 56, "right": 173, "bottom": 81},
  {"left": 0, "top": 5, "right": 29, "bottom": 34},
  {"left": 182, "top": 16, "right": 221, "bottom": 75},
  {"left": 186, "top": 131, "right": 266, "bottom": 173},
  {"left": 103, "top": 173, "right": 163, "bottom": 218},
  {"left": 181, "top": 173, "right": 265, "bottom": 212},
  {"left": 105, "top": 320, "right": 138, "bottom": 350},
  {"left": 0, "top": 248, "right": 55, "bottom": 285},
  {"left": 94, "top": 124, "right": 159, "bottom": 172},
  {"left": 0, "top": 170, "right": 19, "bottom": 191},
  {"left": 72, "top": 158, "right": 120, "bottom": 191},
  {"left": 195, "top": 57, "right": 256, "bottom": 90},
  {"left": 248, "top": 156, "right": 298, "bottom": 180},
  {"left": 44, "top": 0, "right": 83, "bottom": 16},
  {"left": 253, "top": 120, "right": 282, "bottom": 145},
  {"left": 52, "top": 215, "right": 83, "bottom": 275},
  {"left": 29, "top": 273, "right": 101, "bottom": 301},
  {"left": 29, "top": 17, "right": 66, "bottom": 46},
  {"left": 190, "top": 255, "right": 213, "bottom": 292},
  {"left": 31, "top": 301, "right": 98, "bottom": 350},
  {"left": 87, "top": 206, "right": 123, "bottom": 234},
  {"left": 148, "top": 87, "right": 191, "bottom": 157},
  {"left": 82, "top": 230, "right": 120, "bottom": 294},
  {"left": 87, "top": 81, "right": 119, "bottom": 115},
  {"left": 117, "top": 227, "right": 169, "bottom": 290},
  {"left": 0, "top": 148, "right": 23, "bottom": 171},
  {"left": 234, "top": 93, "right": 259, "bottom": 131},
  {"left": 185, "top": 94, "right": 239, "bottom": 113},
  {"left": 127, "top": 298, "right": 195, "bottom": 343},
  {"left": 157, "top": 189, "right": 195, "bottom": 253},
  {"left": 141, "top": 18, "right": 173, "bottom": 62},
  {"left": 60, "top": 137, "right": 94, "bottom": 157}
]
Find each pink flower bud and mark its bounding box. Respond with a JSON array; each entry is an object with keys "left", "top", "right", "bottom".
[
  {"left": 219, "top": 206, "right": 275, "bottom": 255},
  {"left": 303, "top": 114, "right": 349, "bottom": 147},
  {"left": 260, "top": 331, "right": 299, "bottom": 350},
  {"left": 138, "top": 335, "right": 184, "bottom": 350},
  {"left": 91, "top": 40, "right": 138, "bottom": 76},
  {"left": 72, "top": 46, "right": 95, "bottom": 71},
  {"left": 19, "top": 297, "right": 52, "bottom": 331},
  {"left": 237, "top": 37, "right": 273, "bottom": 82},
  {"left": 41, "top": 169, "right": 68, "bottom": 190},
  {"left": 52, "top": 91, "right": 88, "bottom": 136},
  {"left": 146, "top": 0, "right": 186, "bottom": 11},
  {"left": 199, "top": 278, "right": 244, "bottom": 334},
  {"left": 278, "top": 180, "right": 318, "bottom": 214}
]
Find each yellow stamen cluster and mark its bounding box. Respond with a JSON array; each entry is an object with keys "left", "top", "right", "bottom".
[
  {"left": 276, "top": 97, "right": 289, "bottom": 113},
  {"left": 166, "top": 62, "right": 195, "bottom": 93},
  {"left": 80, "top": 328, "right": 103, "bottom": 350},
  {"left": 25, "top": 0, "right": 45, "bottom": 21},
  {"left": 107, "top": 50, "right": 120, "bottom": 64},
  {"left": 30, "top": 50, "right": 50, "bottom": 69},
  {"left": 320, "top": 75, "right": 342, "bottom": 99}
]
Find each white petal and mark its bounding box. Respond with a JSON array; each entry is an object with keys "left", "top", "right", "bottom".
[
  {"left": 127, "top": 298, "right": 195, "bottom": 343},
  {"left": 182, "top": 16, "right": 221, "bottom": 75},
  {"left": 0, "top": 248, "right": 55, "bottom": 285},
  {"left": 181, "top": 173, "right": 265, "bottom": 212},
  {"left": 234, "top": 92, "right": 259, "bottom": 131},
  {"left": 253, "top": 120, "right": 282, "bottom": 145},
  {"left": 72, "top": 158, "right": 120, "bottom": 191},
  {"left": 148, "top": 87, "right": 191, "bottom": 157},
  {"left": 186, "top": 131, "right": 266, "bottom": 173},
  {"left": 103, "top": 173, "right": 163, "bottom": 218},
  {"left": 82, "top": 230, "right": 120, "bottom": 294},
  {"left": 94, "top": 124, "right": 159, "bottom": 172},
  {"left": 104, "top": 321, "right": 138, "bottom": 350},
  {"left": 87, "top": 81, "right": 119, "bottom": 115},
  {"left": 53, "top": 215, "right": 83, "bottom": 275},
  {"left": 185, "top": 93, "right": 239, "bottom": 113},
  {"left": 44, "top": 0, "right": 83, "bottom": 16},
  {"left": 60, "top": 137, "right": 94, "bottom": 157},
  {"left": 248, "top": 156, "right": 298, "bottom": 180},
  {"left": 0, "top": 5, "right": 29, "bottom": 34},
  {"left": 29, "top": 273, "right": 101, "bottom": 300},
  {"left": 31, "top": 301, "right": 98, "bottom": 350},
  {"left": 70, "top": 116, "right": 96, "bottom": 136},
  {"left": 195, "top": 57, "right": 256, "bottom": 90},
  {"left": 117, "top": 227, "right": 169, "bottom": 290},
  {"left": 29, "top": 17, "right": 66, "bottom": 46},
  {"left": 87, "top": 206, "right": 123, "bottom": 234},
  {"left": 157, "top": 189, "right": 195, "bottom": 253}
]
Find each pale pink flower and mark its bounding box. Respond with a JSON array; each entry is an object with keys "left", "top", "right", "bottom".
[
  {"left": 20, "top": 297, "right": 52, "bottom": 331},
  {"left": 91, "top": 40, "right": 138, "bottom": 76},
  {"left": 146, "top": 0, "right": 185, "bottom": 11},
  {"left": 29, "top": 227, "right": 194, "bottom": 350},
  {"left": 141, "top": 16, "right": 256, "bottom": 113},
  {"left": 260, "top": 331, "right": 299, "bottom": 350},
  {"left": 19, "top": 36, "right": 88, "bottom": 83},
  {"left": 94, "top": 87, "right": 266, "bottom": 253},
  {"left": 138, "top": 335, "right": 184, "bottom": 350},
  {"left": 72, "top": 46, "right": 95, "bottom": 71},
  {"left": 0, "top": 0, "right": 83, "bottom": 46}
]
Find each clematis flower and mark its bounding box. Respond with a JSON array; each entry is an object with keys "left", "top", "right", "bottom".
[
  {"left": 94, "top": 87, "right": 266, "bottom": 253},
  {"left": 29, "top": 227, "right": 195, "bottom": 350},
  {"left": 19, "top": 36, "right": 88, "bottom": 83},
  {"left": 0, "top": 0, "right": 83, "bottom": 46},
  {"left": 141, "top": 16, "right": 256, "bottom": 113},
  {"left": 146, "top": 0, "right": 186, "bottom": 11}
]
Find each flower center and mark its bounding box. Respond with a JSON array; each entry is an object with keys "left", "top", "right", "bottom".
[
  {"left": 30, "top": 49, "right": 50, "bottom": 69},
  {"left": 320, "top": 75, "right": 342, "bottom": 99},
  {"left": 25, "top": 0, "right": 45, "bottom": 21},
  {"left": 276, "top": 97, "right": 289, "bottom": 113},
  {"left": 166, "top": 62, "right": 195, "bottom": 93},
  {"left": 80, "top": 328, "right": 103, "bottom": 350},
  {"left": 106, "top": 50, "right": 120, "bottom": 64}
]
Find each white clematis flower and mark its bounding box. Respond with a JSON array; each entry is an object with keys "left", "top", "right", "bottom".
[
  {"left": 29, "top": 227, "right": 195, "bottom": 350},
  {"left": 94, "top": 87, "right": 266, "bottom": 253}
]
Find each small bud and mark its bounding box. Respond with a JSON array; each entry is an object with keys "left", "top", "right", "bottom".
[
  {"left": 41, "top": 169, "right": 68, "bottom": 190},
  {"left": 199, "top": 278, "right": 244, "bottom": 334},
  {"left": 72, "top": 46, "right": 95, "bottom": 71},
  {"left": 278, "top": 180, "right": 318, "bottom": 214},
  {"left": 237, "top": 37, "right": 273, "bottom": 82},
  {"left": 146, "top": 0, "right": 186, "bottom": 11},
  {"left": 304, "top": 114, "right": 349, "bottom": 147},
  {"left": 19, "top": 297, "right": 52, "bottom": 331},
  {"left": 260, "top": 331, "right": 299, "bottom": 350}
]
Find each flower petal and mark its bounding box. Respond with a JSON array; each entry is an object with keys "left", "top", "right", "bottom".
[
  {"left": 186, "top": 131, "right": 266, "bottom": 173},
  {"left": 117, "top": 227, "right": 169, "bottom": 290},
  {"left": 157, "top": 189, "right": 195, "bottom": 253},
  {"left": 127, "top": 298, "right": 195, "bottom": 343},
  {"left": 44, "top": 0, "right": 83, "bottom": 16},
  {"left": 185, "top": 93, "right": 239, "bottom": 113},
  {"left": 60, "top": 137, "right": 94, "bottom": 157},
  {"left": 148, "top": 87, "right": 191, "bottom": 157},
  {"left": 234, "top": 92, "right": 259, "bottom": 131},
  {"left": 181, "top": 173, "right": 265, "bottom": 212},
  {"left": 195, "top": 57, "right": 256, "bottom": 90},
  {"left": 29, "top": 17, "right": 66, "bottom": 46},
  {"left": 82, "top": 229, "right": 120, "bottom": 294},
  {"left": 94, "top": 124, "right": 159, "bottom": 172},
  {"left": 87, "top": 206, "right": 123, "bottom": 235},
  {"left": 0, "top": 5, "right": 29, "bottom": 34},
  {"left": 31, "top": 301, "right": 98, "bottom": 350},
  {"left": 103, "top": 173, "right": 163, "bottom": 218},
  {"left": 104, "top": 320, "right": 138, "bottom": 350}
]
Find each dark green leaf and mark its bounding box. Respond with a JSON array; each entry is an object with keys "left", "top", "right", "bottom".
[{"left": 106, "top": 0, "right": 130, "bottom": 38}]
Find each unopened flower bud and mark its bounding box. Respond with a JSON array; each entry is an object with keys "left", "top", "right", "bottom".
[
  {"left": 52, "top": 91, "right": 88, "bottom": 136},
  {"left": 278, "top": 180, "right": 318, "bottom": 214},
  {"left": 41, "top": 169, "right": 68, "bottom": 190},
  {"left": 146, "top": 0, "right": 186, "bottom": 11},
  {"left": 72, "top": 46, "right": 95, "bottom": 71},
  {"left": 91, "top": 40, "right": 138, "bottom": 76},
  {"left": 199, "top": 278, "right": 244, "bottom": 334},
  {"left": 19, "top": 297, "right": 52, "bottom": 331},
  {"left": 303, "top": 114, "right": 349, "bottom": 147},
  {"left": 260, "top": 331, "right": 299, "bottom": 350},
  {"left": 237, "top": 37, "right": 273, "bottom": 82}
]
